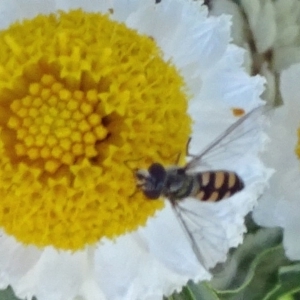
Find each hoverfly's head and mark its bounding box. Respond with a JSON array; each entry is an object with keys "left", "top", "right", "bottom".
[{"left": 135, "top": 163, "right": 167, "bottom": 199}]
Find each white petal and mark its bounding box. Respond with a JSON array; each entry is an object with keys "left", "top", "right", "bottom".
[
  {"left": 274, "top": 46, "right": 300, "bottom": 72},
  {"left": 252, "top": 0, "right": 276, "bottom": 53},
  {"left": 260, "top": 63, "right": 276, "bottom": 104},
  {"left": 200, "top": 63, "right": 264, "bottom": 110},
  {"left": 242, "top": 44, "right": 254, "bottom": 75},
  {"left": 210, "top": 0, "right": 247, "bottom": 47},
  {"left": 274, "top": 0, "right": 300, "bottom": 27},
  {"left": 94, "top": 230, "right": 208, "bottom": 300},
  {"left": 0, "top": 0, "right": 65, "bottom": 29},
  {"left": 0, "top": 0, "right": 32, "bottom": 28},
  {"left": 124, "top": 0, "right": 231, "bottom": 89},
  {"left": 189, "top": 44, "right": 265, "bottom": 140},
  {"left": 283, "top": 216, "right": 300, "bottom": 260},
  {"left": 240, "top": 0, "right": 260, "bottom": 32},
  {"left": 17, "top": 248, "right": 87, "bottom": 300},
  {"left": 0, "top": 0, "right": 18, "bottom": 28},
  {"left": 241, "top": 0, "right": 277, "bottom": 53},
  {"left": 17, "top": 0, "right": 55, "bottom": 19},
  {"left": 78, "top": 280, "right": 106, "bottom": 300},
  {"left": 0, "top": 234, "right": 42, "bottom": 292},
  {"left": 274, "top": 0, "right": 298, "bottom": 14},
  {"left": 280, "top": 63, "right": 300, "bottom": 108},
  {"left": 253, "top": 63, "right": 300, "bottom": 260},
  {"left": 276, "top": 25, "right": 299, "bottom": 47},
  {"left": 54, "top": 0, "right": 111, "bottom": 12}
]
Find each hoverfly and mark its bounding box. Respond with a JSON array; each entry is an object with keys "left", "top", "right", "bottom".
[{"left": 135, "top": 105, "right": 268, "bottom": 270}]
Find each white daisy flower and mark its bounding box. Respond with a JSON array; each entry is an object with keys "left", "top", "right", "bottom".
[
  {"left": 253, "top": 63, "right": 300, "bottom": 261},
  {"left": 0, "top": 0, "right": 269, "bottom": 299},
  {"left": 209, "top": 0, "right": 300, "bottom": 103}
]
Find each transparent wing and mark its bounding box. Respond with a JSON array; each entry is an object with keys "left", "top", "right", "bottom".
[
  {"left": 186, "top": 105, "right": 271, "bottom": 171},
  {"left": 171, "top": 200, "right": 230, "bottom": 270}
]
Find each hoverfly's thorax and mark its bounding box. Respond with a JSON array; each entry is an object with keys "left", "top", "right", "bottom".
[{"left": 162, "top": 167, "right": 195, "bottom": 200}]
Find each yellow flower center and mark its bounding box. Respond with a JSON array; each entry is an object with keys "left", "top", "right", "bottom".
[{"left": 0, "top": 10, "right": 191, "bottom": 250}]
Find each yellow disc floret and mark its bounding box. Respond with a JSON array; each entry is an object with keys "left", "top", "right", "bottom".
[{"left": 0, "top": 10, "right": 191, "bottom": 249}]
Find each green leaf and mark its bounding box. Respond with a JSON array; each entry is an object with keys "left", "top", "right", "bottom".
[
  {"left": 0, "top": 286, "right": 22, "bottom": 300},
  {"left": 211, "top": 245, "right": 289, "bottom": 300},
  {"left": 168, "top": 227, "right": 288, "bottom": 300},
  {"left": 208, "top": 228, "right": 292, "bottom": 300},
  {"left": 186, "top": 281, "right": 220, "bottom": 300},
  {"left": 166, "top": 281, "right": 220, "bottom": 300},
  {"left": 263, "top": 264, "right": 300, "bottom": 300},
  {"left": 210, "top": 228, "right": 283, "bottom": 292}
]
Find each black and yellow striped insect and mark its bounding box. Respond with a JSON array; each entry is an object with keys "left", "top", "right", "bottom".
[
  {"left": 135, "top": 105, "right": 268, "bottom": 269},
  {"left": 136, "top": 166, "right": 244, "bottom": 203}
]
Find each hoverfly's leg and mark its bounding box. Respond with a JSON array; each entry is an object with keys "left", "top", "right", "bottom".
[
  {"left": 185, "top": 137, "right": 197, "bottom": 158},
  {"left": 171, "top": 139, "right": 193, "bottom": 165}
]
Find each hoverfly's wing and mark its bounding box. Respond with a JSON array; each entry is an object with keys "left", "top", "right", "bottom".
[
  {"left": 171, "top": 199, "right": 230, "bottom": 270},
  {"left": 186, "top": 105, "right": 270, "bottom": 171}
]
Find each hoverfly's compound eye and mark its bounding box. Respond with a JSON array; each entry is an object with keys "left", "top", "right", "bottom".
[
  {"left": 148, "top": 163, "right": 167, "bottom": 182},
  {"left": 135, "top": 164, "right": 166, "bottom": 200}
]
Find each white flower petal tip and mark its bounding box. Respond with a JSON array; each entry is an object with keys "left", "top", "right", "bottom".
[
  {"left": 0, "top": 0, "right": 270, "bottom": 299},
  {"left": 253, "top": 62, "right": 300, "bottom": 261}
]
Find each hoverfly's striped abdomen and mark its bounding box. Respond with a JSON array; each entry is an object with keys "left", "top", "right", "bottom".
[{"left": 195, "top": 171, "right": 244, "bottom": 202}]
